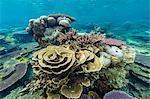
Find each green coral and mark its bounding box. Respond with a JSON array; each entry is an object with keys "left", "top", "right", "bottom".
[{"left": 100, "top": 67, "right": 128, "bottom": 89}]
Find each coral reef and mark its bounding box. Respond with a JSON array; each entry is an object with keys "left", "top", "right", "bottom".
[
  {"left": 103, "top": 90, "right": 135, "bottom": 99},
  {"left": 57, "top": 30, "right": 105, "bottom": 45},
  {"left": 0, "top": 63, "right": 28, "bottom": 91},
  {"left": 16, "top": 14, "right": 139, "bottom": 99},
  {"left": 125, "top": 62, "right": 150, "bottom": 98},
  {"left": 26, "top": 14, "right": 76, "bottom": 46},
  {"left": 102, "top": 38, "right": 125, "bottom": 46},
  {"left": 21, "top": 45, "right": 103, "bottom": 98},
  {"left": 96, "top": 67, "right": 128, "bottom": 94}
]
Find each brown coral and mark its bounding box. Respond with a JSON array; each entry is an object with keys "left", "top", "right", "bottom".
[
  {"left": 56, "top": 30, "right": 105, "bottom": 45},
  {"left": 76, "top": 33, "right": 105, "bottom": 45},
  {"left": 60, "top": 83, "right": 83, "bottom": 98},
  {"left": 32, "top": 45, "right": 76, "bottom": 75},
  {"left": 26, "top": 14, "right": 75, "bottom": 47},
  {"left": 48, "top": 14, "right": 76, "bottom": 21},
  {"left": 22, "top": 45, "right": 104, "bottom": 98}
]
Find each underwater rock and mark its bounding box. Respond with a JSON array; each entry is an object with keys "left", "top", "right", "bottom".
[
  {"left": 103, "top": 90, "right": 135, "bottom": 99},
  {"left": 0, "top": 34, "right": 5, "bottom": 44},
  {"left": 57, "top": 17, "right": 72, "bottom": 27},
  {"left": 0, "top": 63, "right": 28, "bottom": 91},
  {"left": 102, "top": 38, "right": 125, "bottom": 46}
]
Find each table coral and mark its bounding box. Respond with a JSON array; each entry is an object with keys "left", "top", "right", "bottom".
[{"left": 0, "top": 63, "right": 28, "bottom": 91}]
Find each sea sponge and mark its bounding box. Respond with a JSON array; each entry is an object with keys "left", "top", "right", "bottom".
[
  {"left": 32, "top": 45, "right": 76, "bottom": 75},
  {"left": 60, "top": 83, "right": 83, "bottom": 98}
]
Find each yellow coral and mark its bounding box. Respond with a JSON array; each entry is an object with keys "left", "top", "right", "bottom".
[
  {"left": 60, "top": 84, "right": 83, "bottom": 98},
  {"left": 32, "top": 45, "right": 76, "bottom": 75},
  {"left": 82, "top": 55, "right": 103, "bottom": 73}
]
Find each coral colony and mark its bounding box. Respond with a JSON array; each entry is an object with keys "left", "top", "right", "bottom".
[
  {"left": 20, "top": 14, "right": 136, "bottom": 98},
  {"left": 1, "top": 14, "right": 149, "bottom": 99}
]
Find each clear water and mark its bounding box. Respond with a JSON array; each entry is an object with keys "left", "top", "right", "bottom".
[
  {"left": 0, "top": 0, "right": 150, "bottom": 99},
  {"left": 0, "top": 0, "right": 149, "bottom": 26}
]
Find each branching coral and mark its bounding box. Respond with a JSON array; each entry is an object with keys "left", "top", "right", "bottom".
[{"left": 57, "top": 30, "right": 105, "bottom": 45}]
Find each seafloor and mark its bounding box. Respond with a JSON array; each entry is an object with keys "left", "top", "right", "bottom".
[{"left": 0, "top": 20, "right": 149, "bottom": 99}]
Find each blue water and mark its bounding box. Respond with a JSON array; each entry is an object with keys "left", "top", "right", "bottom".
[
  {"left": 0, "top": 1, "right": 150, "bottom": 98},
  {"left": 0, "top": 0, "right": 149, "bottom": 26}
]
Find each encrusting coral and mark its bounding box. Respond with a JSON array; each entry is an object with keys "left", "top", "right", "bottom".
[{"left": 21, "top": 14, "right": 138, "bottom": 99}]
